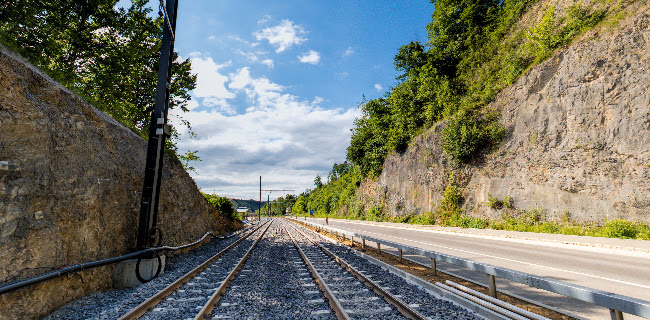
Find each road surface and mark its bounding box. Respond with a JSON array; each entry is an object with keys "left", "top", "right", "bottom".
[{"left": 301, "top": 217, "right": 650, "bottom": 320}]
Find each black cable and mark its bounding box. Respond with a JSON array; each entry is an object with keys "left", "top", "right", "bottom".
[{"left": 0, "top": 228, "right": 246, "bottom": 295}]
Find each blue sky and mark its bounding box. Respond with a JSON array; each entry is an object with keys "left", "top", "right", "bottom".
[{"left": 159, "top": 0, "right": 435, "bottom": 200}]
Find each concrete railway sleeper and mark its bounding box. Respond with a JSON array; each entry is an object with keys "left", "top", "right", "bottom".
[{"left": 118, "top": 220, "right": 272, "bottom": 320}]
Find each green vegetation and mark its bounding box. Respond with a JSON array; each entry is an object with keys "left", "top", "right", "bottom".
[
  {"left": 300, "top": 1, "right": 644, "bottom": 240},
  {"left": 0, "top": 0, "right": 198, "bottom": 161},
  {"left": 294, "top": 162, "right": 365, "bottom": 219},
  {"left": 203, "top": 194, "right": 238, "bottom": 221},
  {"left": 348, "top": 0, "right": 607, "bottom": 172},
  {"left": 261, "top": 195, "right": 297, "bottom": 216},
  {"left": 486, "top": 194, "right": 514, "bottom": 210}
]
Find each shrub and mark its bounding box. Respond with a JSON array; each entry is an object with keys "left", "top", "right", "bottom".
[
  {"left": 410, "top": 212, "right": 436, "bottom": 225},
  {"left": 442, "top": 111, "right": 505, "bottom": 164},
  {"left": 604, "top": 220, "right": 638, "bottom": 239},
  {"left": 204, "top": 193, "right": 238, "bottom": 221}
]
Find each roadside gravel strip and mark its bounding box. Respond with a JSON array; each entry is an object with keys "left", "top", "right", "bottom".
[{"left": 43, "top": 228, "right": 252, "bottom": 320}]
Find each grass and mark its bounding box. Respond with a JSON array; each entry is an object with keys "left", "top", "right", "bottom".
[{"left": 303, "top": 207, "right": 650, "bottom": 241}]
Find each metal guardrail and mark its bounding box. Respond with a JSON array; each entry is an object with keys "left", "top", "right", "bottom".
[{"left": 292, "top": 218, "right": 650, "bottom": 320}]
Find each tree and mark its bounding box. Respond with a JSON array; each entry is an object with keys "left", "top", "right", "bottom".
[
  {"left": 314, "top": 175, "right": 323, "bottom": 188},
  {"left": 394, "top": 41, "right": 428, "bottom": 81},
  {"left": 179, "top": 150, "right": 200, "bottom": 173},
  {"left": 203, "top": 194, "right": 237, "bottom": 221},
  {"left": 0, "top": 0, "right": 197, "bottom": 150},
  {"left": 292, "top": 196, "right": 307, "bottom": 215}
]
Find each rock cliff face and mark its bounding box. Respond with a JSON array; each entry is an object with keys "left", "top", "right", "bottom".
[
  {"left": 0, "top": 45, "right": 238, "bottom": 319},
  {"left": 361, "top": 2, "right": 650, "bottom": 224}
]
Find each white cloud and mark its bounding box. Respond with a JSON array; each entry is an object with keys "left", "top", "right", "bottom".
[
  {"left": 257, "top": 14, "right": 272, "bottom": 24},
  {"left": 185, "top": 99, "right": 199, "bottom": 111},
  {"left": 171, "top": 67, "right": 360, "bottom": 199},
  {"left": 254, "top": 19, "right": 307, "bottom": 53},
  {"left": 190, "top": 55, "right": 234, "bottom": 102},
  {"left": 374, "top": 83, "right": 383, "bottom": 92},
  {"left": 343, "top": 46, "right": 355, "bottom": 57},
  {"left": 312, "top": 96, "right": 325, "bottom": 106},
  {"left": 298, "top": 50, "right": 320, "bottom": 65},
  {"left": 236, "top": 49, "right": 274, "bottom": 68},
  {"left": 336, "top": 72, "right": 349, "bottom": 78},
  {"left": 208, "top": 35, "right": 215, "bottom": 40}
]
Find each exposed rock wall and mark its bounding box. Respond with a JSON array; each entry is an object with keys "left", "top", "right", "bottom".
[
  {"left": 362, "top": 2, "right": 650, "bottom": 224},
  {"left": 0, "top": 45, "right": 238, "bottom": 319}
]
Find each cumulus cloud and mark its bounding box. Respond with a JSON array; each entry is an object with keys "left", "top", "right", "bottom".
[
  {"left": 190, "top": 56, "right": 235, "bottom": 100},
  {"left": 298, "top": 50, "right": 320, "bottom": 65},
  {"left": 254, "top": 19, "right": 307, "bottom": 53},
  {"left": 374, "top": 83, "right": 383, "bottom": 92},
  {"left": 260, "top": 59, "right": 274, "bottom": 68},
  {"left": 171, "top": 66, "right": 360, "bottom": 199}
]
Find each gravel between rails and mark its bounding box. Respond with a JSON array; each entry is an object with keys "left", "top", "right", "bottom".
[
  {"left": 285, "top": 221, "right": 406, "bottom": 320},
  {"left": 44, "top": 219, "right": 485, "bottom": 320},
  {"left": 208, "top": 220, "right": 337, "bottom": 320},
  {"left": 288, "top": 220, "right": 484, "bottom": 320},
  {"left": 43, "top": 227, "right": 254, "bottom": 320}
]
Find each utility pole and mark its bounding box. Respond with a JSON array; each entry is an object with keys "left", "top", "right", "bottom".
[
  {"left": 136, "top": 0, "right": 178, "bottom": 250},
  {"left": 259, "top": 176, "right": 294, "bottom": 220},
  {"left": 258, "top": 176, "right": 261, "bottom": 222}
]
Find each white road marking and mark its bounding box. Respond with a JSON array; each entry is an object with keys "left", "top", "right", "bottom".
[{"left": 339, "top": 225, "right": 650, "bottom": 290}]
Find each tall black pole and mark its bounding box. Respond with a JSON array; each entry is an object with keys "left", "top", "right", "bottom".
[
  {"left": 136, "top": 0, "right": 178, "bottom": 250},
  {"left": 258, "top": 176, "right": 261, "bottom": 221},
  {"left": 267, "top": 195, "right": 270, "bottom": 217}
]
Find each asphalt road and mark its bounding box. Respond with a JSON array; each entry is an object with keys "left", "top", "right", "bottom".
[{"left": 301, "top": 217, "right": 650, "bottom": 320}]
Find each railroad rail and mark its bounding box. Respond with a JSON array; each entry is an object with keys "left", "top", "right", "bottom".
[
  {"left": 293, "top": 217, "right": 650, "bottom": 320},
  {"left": 118, "top": 220, "right": 272, "bottom": 319},
  {"left": 284, "top": 221, "right": 428, "bottom": 320},
  {"left": 111, "top": 218, "right": 502, "bottom": 319}
]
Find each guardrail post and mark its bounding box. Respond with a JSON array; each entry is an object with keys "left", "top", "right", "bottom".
[
  {"left": 488, "top": 275, "right": 497, "bottom": 298},
  {"left": 610, "top": 309, "right": 624, "bottom": 320},
  {"left": 377, "top": 243, "right": 381, "bottom": 255},
  {"left": 362, "top": 239, "right": 366, "bottom": 249},
  {"left": 342, "top": 233, "right": 346, "bottom": 241},
  {"left": 398, "top": 249, "right": 403, "bottom": 262},
  {"left": 431, "top": 258, "right": 437, "bottom": 276}
]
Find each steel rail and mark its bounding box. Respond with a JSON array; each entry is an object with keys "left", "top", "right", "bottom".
[
  {"left": 193, "top": 219, "right": 274, "bottom": 320},
  {"left": 443, "top": 280, "right": 551, "bottom": 320},
  {"left": 295, "top": 218, "right": 650, "bottom": 320},
  {"left": 287, "top": 221, "right": 428, "bottom": 320},
  {"left": 118, "top": 221, "right": 269, "bottom": 320},
  {"left": 281, "top": 221, "right": 351, "bottom": 320}
]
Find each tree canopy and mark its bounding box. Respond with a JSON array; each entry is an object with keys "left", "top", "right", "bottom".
[
  {"left": 346, "top": 0, "right": 604, "bottom": 176},
  {"left": 0, "top": 0, "right": 197, "bottom": 151}
]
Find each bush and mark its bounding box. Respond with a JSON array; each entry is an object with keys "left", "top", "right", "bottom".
[
  {"left": 204, "top": 194, "right": 238, "bottom": 221},
  {"left": 365, "top": 206, "right": 385, "bottom": 222},
  {"left": 442, "top": 111, "right": 505, "bottom": 164},
  {"left": 410, "top": 212, "right": 436, "bottom": 225},
  {"left": 604, "top": 220, "right": 638, "bottom": 239}
]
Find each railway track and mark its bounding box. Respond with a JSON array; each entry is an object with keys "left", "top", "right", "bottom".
[
  {"left": 118, "top": 220, "right": 272, "bottom": 319},
  {"left": 283, "top": 220, "right": 427, "bottom": 320},
  {"left": 54, "top": 218, "right": 483, "bottom": 319}
]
